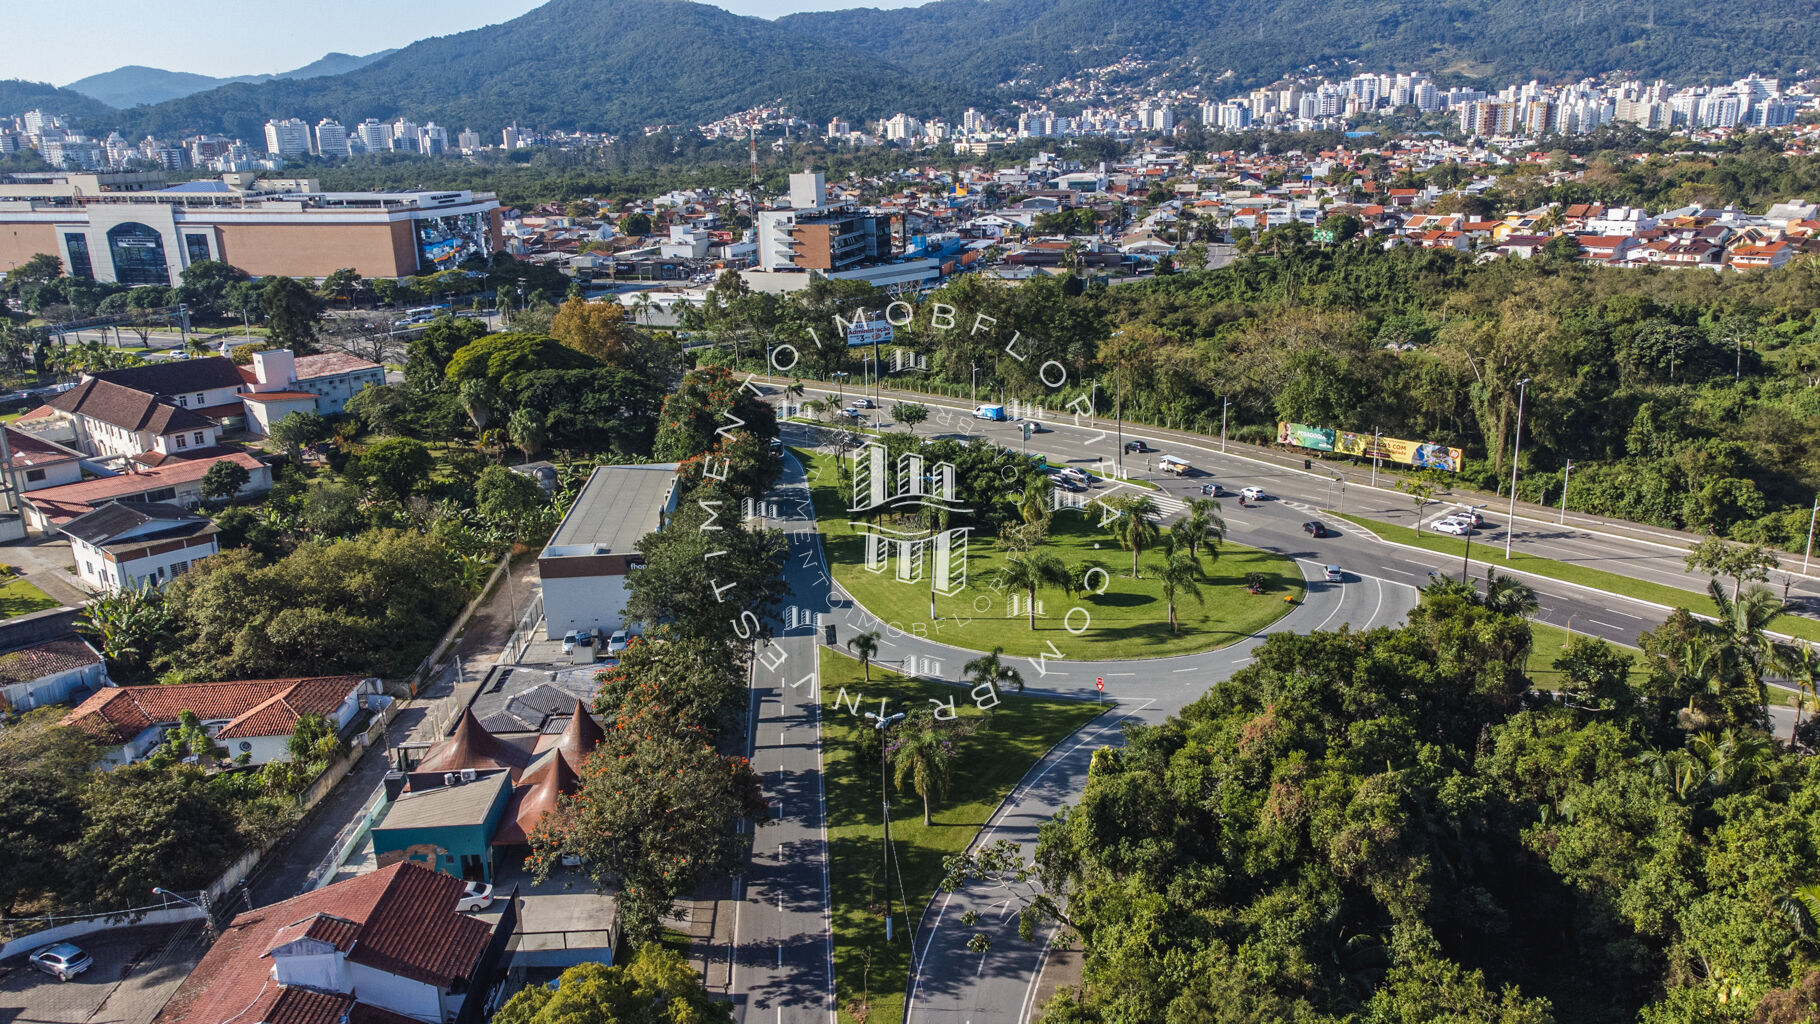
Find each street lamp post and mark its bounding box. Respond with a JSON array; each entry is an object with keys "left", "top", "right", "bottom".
[
  {"left": 971, "top": 363, "right": 979, "bottom": 406},
  {"left": 1559, "top": 459, "right": 1574, "bottom": 525},
  {"left": 1370, "top": 428, "right": 1381, "bottom": 487},
  {"left": 863, "top": 710, "right": 907, "bottom": 940},
  {"left": 1220, "top": 396, "right": 1229, "bottom": 453},
  {"left": 153, "top": 887, "right": 215, "bottom": 938},
  {"left": 1459, "top": 503, "right": 1489, "bottom": 583},
  {"left": 1805, "top": 495, "right": 1819, "bottom": 574},
  {"left": 1504, "top": 378, "right": 1531, "bottom": 560}
]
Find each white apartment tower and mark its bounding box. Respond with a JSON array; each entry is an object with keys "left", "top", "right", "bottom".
[
  {"left": 313, "top": 119, "right": 348, "bottom": 157},
  {"left": 262, "top": 118, "right": 311, "bottom": 157}
]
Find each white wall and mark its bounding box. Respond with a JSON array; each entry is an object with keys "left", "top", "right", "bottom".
[
  {"left": 20, "top": 460, "right": 82, "bottom": 491},
  {"left": 346, "top": 959, "right": 444, "bottom": 1022},
  {"left": 541, "top": 573, "right": 631, "bottom": 640},
  {"left": 0, "top": 660, "right": 104, "bottom": 711}
]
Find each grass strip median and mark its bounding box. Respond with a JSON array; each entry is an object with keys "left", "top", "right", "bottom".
[
  {"left": 820, "top": 648, "right": 1103, "bottom": 1024},
  {"left": 1334, "top": 512, "right": 1820, "bottom": 645}
]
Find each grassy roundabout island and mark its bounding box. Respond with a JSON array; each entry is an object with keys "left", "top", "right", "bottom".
[{"left": 797, "top": 448, "right": 1304, "bottom": 660}]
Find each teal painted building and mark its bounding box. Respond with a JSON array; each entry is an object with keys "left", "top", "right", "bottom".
[{"left": 370, "top": 771, "right": 513, "bottom": 883}]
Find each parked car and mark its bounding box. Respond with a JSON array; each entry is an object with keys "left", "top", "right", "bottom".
[
  {"left": 1240, "top": 486, "right": 1267, "bottom": 501},
  {"left": 1450, "top": 509, "right": 1486, "bottom": 527},
  {"left": 1058, "top": 467, "right": 1091, "bottom": 488},
  {"left": 1303, "top": 520, "right": 1329, "bottom": 538},
  {"left": 456, "top": 882, "right": 494, "bottom": 912},
  {"left": 607, "top": 630, "right": 630, "bottom": 655},
  {"left": 561, "top": 630, "right": 581, "bottom": 654},
  {"left": 1201, "top": 483, "right": 1225, "bottom": 496},
  {"left": 1325, "top": 565, "right": 1345, "bottom": 583},
  {"left": 30, "top": 943, "right": 92, "bottom": 981},
  {"left": 1124, "top": 439, "right": 1151, "bottom": 453},
  {"left": 1434, "top": 518, "right": 1473, "bottom": 536},
  {"left": 1048, "top": 471, "right": 1084, "bottom": 493}
]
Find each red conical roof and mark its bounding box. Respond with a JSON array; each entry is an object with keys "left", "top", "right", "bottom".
[
  {"left": 492, "top": 753, "right": 580, "bottom": 846},
  {"left": 552, "top": 699, "right": 604, "bottom": 770},
  {"left": 416, "top": 708, "right": 529, "bottom": 778}
]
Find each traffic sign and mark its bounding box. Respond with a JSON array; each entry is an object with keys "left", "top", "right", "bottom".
[{"left": 1095, "top": 676, "right": 1104, "bottom": 690}]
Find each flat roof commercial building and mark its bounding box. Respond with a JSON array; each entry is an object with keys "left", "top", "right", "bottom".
[
  {"left": 0, "top": 170, "right": 502, "bottom": 284},
  {"left": 537, "top": 463, "right": 679, "bottom": 640}
]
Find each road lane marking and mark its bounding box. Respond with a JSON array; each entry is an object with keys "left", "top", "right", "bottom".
[
  {"left": 1589, "top": 619, "right": 1626, "bottom": 631},
  {"left": 1173, "top": 666, "right": 1197, "bottom": 673}
]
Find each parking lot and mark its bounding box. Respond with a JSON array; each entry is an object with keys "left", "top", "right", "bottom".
[{"left": 0, "top": 924, "right": 208, "bottom": 1024}]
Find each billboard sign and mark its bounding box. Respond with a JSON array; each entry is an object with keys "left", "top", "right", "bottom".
[
  {"left": 1277, "top": 422, "right": 1335, "bottom": 451},
  {"left": 1330, "top": 428, "right": 1464, "bottom": 472},
  {"left": 846, "top": 320, "right": 894, "bottom": 347}
]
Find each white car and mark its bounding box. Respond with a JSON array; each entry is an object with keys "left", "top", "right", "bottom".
[
  {"left": 456, "top": 882, "right": 493, "bottom": 912},
  {"left": 1325, "top": 565, "right": 1345, "bottom": 583},
  {"left": 607, "top": 630, "right": 630, "bottom": 655},
  {"left": 851, "top": 398, "right": 875, "bottom": 409},
  {"left": 561, "top": 630, "right": 581, "bottom": 654},
  {"left": 1240, "top": 486, "right": 1266, "bottom": 502},
  {"left": 30, "top": 942, "right": 93, "bottom": 981},
  {"left": 1434, "top": 518, "right": 1473, "bottom": 536}
]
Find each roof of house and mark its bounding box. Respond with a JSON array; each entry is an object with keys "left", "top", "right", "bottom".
[
  {"left": 154, "top": 862, "right": 493, "bottom": 1024},
  {"left": 239, "top": 391, "right": 321, "bottom": 403},
  {"left": 417, "top": 707, "right": 533, "bottom": 776},
  {"left": 61, "top": 501, "right": 211, "bottom": 548},
  {"left": 543, "top": 464, "right": 679, "bottom": 558},
  {"left": 63, "top": 675, "right": 361, "bottom": 746},
  {"left": 89, "top": 357, "right": 247, "bottom": 398},
  {"left": 23, "top": 451, "right": 265, "bottom": 524},
  {"left": 3, "top": 427, "right": 81, "bottom": 471},
  {"left": 46, "top": 378, "right": 215, "bottom": 435},
  {"left": 0, "top": 636, "right": 98, "bottom": 685},
  {"left": 492, "top": 753, "right": 578, "bottom": 846},
  {"left": 294, "top": 352, "right": 383, "bottom": 380},
  {"left": 377, "top": 770, "right": 512, "bottom": 831}
]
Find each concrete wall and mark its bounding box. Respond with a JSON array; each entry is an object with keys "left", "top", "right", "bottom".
[
  {"left": 0, "top": 658, "right": 104, "bottom": 711},
  {"left": 540, "top": 573, "right": 631, "bottom": 640},
  {"left": 345, "top": 959, "right": 444, "bottom": 1021}
]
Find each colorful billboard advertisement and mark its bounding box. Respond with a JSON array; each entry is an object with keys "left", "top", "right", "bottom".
[
  {"left": 1278, "top": 422, "right": 1335, "bottom": 451},
  {"left": 1282, "top": 423, "right": 1464, "bottom": 472},
  {"left": 416, "top": 212, "right": 493, "bottom": 272},
  {"left": 845, "top": 320, "right": 895, "bottom": 347}
]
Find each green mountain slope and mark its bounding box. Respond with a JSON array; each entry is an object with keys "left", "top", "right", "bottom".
[
  {"left": 108, "top": 0, "right": 977, "bottom": 140},
  {"left": 0, "top": 80, "right": 115, "bottom": 121},
  {"left": 64, "top": 51, "right": 399, "bottom": 110}
]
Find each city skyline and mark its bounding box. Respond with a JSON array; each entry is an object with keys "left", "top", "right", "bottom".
[{"left": 7, "top": 0, "right": 933, "bottom": 87}]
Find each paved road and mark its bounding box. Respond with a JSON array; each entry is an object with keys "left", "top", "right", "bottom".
[
  {"left": 728, "top": 455, "right": 836, "bottom": 1024},
  {"left": 0, "top": 923, "right": 208, "bottom": 1024},
  {"left": 772, "top": 379, "right": 1820, "bottom": 618}
]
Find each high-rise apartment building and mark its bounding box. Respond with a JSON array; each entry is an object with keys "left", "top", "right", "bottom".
[
  {"left": 313, "top": 119, "right": 348, "bottom": 157},
  {"left": 262, "top": 118, "right": 311, "bottom": 157}
]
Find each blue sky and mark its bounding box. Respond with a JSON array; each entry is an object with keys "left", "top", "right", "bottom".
[{"left": 13, "top": 0, "right": 932, "bottom": 87}]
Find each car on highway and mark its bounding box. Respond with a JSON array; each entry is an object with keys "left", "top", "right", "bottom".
[
  {"left": 1240, "top": 486, "right": 1267, "bottom": 502},
  {"left": 1303, "top": 520, "right": 1329, "bottom": 538},
  {"left": 29, "top": 942, "right": 92, "bottom": 981},
  {"left": 1449, "top": 509, "right": 1487, "bottom": 527},
  {"left": 851, "top": 398, "right": 874, "bottom": 409},
  {"left": 1124, "top": 440, "right": 1151, "bottom": 453},
  {"left": 1022, "top": 420, "right": 1049, "bottom": 433},
  {"left": 1434, "top": 518, "right": 1474, "bottom": 536},
  {"left": 1325, "top": 565, "right": 1345, "bottom": 583},
  {"left": 456, "top": 882, "right": 494, "bottom": 912},
  {"left": 841, "top": 407, "right": 864, "bottom": 419},
  {"left": 1058, "top": 467, "right": 1091, "bottom": 488},
  {"left": 1201, "top": 483, "right": 1225, "bottom": 496},
  {"left": 768, "top": 437, "right": 784, "bottom": 456},
  {"left": 1047, "top": 471, "right": 1085, "bottom": 492}
]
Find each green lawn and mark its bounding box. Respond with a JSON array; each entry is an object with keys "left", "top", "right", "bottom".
[
  {"left": 799, "top": 449, "right": 1303, "bottom": 660},
  {"left": 820, "top": 649, "right": 1103, "bottom": 1024},
  {"left": 0, "top": 575, "right": 59, "bottom": 618},
  {"left": 1335, "top": 512, "right": 1820, "bottom": 645}
]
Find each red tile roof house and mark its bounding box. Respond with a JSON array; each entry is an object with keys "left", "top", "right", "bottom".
[
  {"left": 63, "top": 675, "right": 378, "bottom": 767},
  {"left": 1727, "top": 240, "right": 1795, "bottom": 270},
  {"left": 154, "top": 862, "right": 502, "bottom": 1024},
  {"left": 238, "top": 350, "right": 387, "bottom": 436},
  {"left": 21, "top": 450, "right": 270, "bottom": 535},
  {"left": 0, "top": 635, "right": 106, "bottom": 712}
]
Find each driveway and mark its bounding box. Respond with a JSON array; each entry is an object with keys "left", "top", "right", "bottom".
[{"left": 0, "top": 923, "right": 207, "bottom": 1024}]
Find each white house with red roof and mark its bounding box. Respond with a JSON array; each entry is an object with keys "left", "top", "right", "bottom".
[
  {"left": 239, "top": 349, "right": 388, "bottom": 435},
  {"left": 21, "top": 450, "right": 270, "bottom": 534},
  {"left": 62, "top": 673, "right": 377, "bottom": 765},
  {"left": 154, "top": 862, "right": 500, "bottom": 1024}
]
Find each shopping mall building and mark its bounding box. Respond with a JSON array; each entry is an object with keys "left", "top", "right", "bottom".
[{"left": 0, "top": 171, "right": 503, "bottom": 284}]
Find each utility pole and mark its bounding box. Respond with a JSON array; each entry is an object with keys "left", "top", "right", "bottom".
[
  {"left": 1370, "top": 428, "right": 1381, "bottom": 487},
  {"left": 1220, "top": 396, "right": 1229, "bottom": 453},
  {"left": 864, "top": 711, "right": 906, "bottom": 940},
  {"left": 1805, "top": 494, "right": 1819, "bottom": 574},
  {"left": 1559, "top": 459, "right": 1574, "bottom": 525},
  {"left": 1505, "top": 378, "right": 1531, "bottom": 560}
]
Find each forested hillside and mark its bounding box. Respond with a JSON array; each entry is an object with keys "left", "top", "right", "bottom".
[{"left": 990, "top": 583, "right": 1820, "bottom": 1023}]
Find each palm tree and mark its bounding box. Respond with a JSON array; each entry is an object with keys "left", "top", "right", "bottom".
[
  {"left": 1778, "top": 641, "right": 1820, "bottom": 745},
  {"left": 1709, "top": 581, "right": 1788, "bottom": 717},
  {"left": 632, "top": 292, "right": 655, "bottom": 327},
  {"left": 1482, "top": 570, "right": 1539, "bottom": 615},
  {"left": 1779, "top": 883, "right": 1820, "bottom": 939},
  {"left": 847, "top": 630, "right": 881, "bottom": 681},
  {"left": 890, "top": 710, "right": 976, "bottom": 826},
  {"left": 1106, "top": 495, "right": 1161, "bottom": 578},
  {"left": 989, "top": 552, "right": 1070, "bottom": 629},
  {"left": 459, "top": 378, "right": 498, "bottom": 434},
  {"left": 963, "top": 646, "right": 1024, "bottom": 698},
  {"left": 1157, "top": 552, "right": 1205, "bottom": 634},
  {"left": 1688, "top": 727, "right": 1775, "bottom": 794},
  {"left": 1170, "top": 497, "right": 1225, "bottom": 573},
  {"left": 507, "top": 407, "right": 547, "bottom": 461}
]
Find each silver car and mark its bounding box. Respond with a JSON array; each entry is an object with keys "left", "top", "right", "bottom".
[{"left": 30, "top": 942, "right": 93, "bottom": 981}]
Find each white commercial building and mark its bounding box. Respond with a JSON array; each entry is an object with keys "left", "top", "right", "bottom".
[
  {"left": 538, "top": 464, "right": 680, "bottom": 640},
  {"left": 263, "top": 118, "right": 311, "bottom": 157},
  {"left": 314, "top": 119, "right": 349, "bottom": 157}
]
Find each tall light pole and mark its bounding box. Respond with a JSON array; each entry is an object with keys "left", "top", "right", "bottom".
[
  {"left": 1370, "top": 427, "right": 1381, "bottom": 487},
  {"left": 1559, "top": 459, "right": 1574, "bottom": 525},
  {"left": 864, "top": 710, "right": 907, "bottom": 940},
  {"left": 970, "top": 363, "right": 978, "bottom": 406},
  {"left": 1459, "top": 503, "right": 1489, "bottom": 583},
  {"left": 154, "top": 887, "right": 215, "bottom": 939},
  {"left": 1219, "top": 396, "right": 1229, "bottom": 453},
  {"left": 1504, "top": 378, "right": 1531, "bottom": 560},
  {"left": 1108, "top": 331, "right": 1126, "bottom": 478},
  {"left": 1805, "top": 494, "right": 1819, "bottom": 574}
]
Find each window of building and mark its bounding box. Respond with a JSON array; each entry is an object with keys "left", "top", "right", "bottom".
[
  {"left": 146, "top": 487, "right": 176, "bottom": 502},
  {"left": 184, "top": 234, "right": 211, "bottom": 265},
  {"left": 106, "top": 222, "right": 171, "bottom": 287},
  {"left": 174, "top": 434, "right": 187, "bottom": 449},
  {"left": 25, "top": 468, "right": 44, "bottom": 482},
  {"left": 193, "top": 431, "right": 205, "bottom": 445},
  {"left": 64, "top": 233, "right": 93, "bottom": 280},
  {"left": 83, "top": 562, "right": 94, "bottom": 577},
  {"left": 171, "top": 560, "right": 189, "bottom": 576},
  {"left": 194, "top": 394, "right": 205, "bottom": 405},
  {"left": 177, "top": 395, "right": 188, "bottom": 406}
]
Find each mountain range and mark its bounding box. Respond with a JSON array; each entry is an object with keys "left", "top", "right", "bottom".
[
  {"left": 5, "top": 0, "right": 1819, "bottom": 140},
  {"left": 61, "top": 51, "right": 398, "bottom": 109}
]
